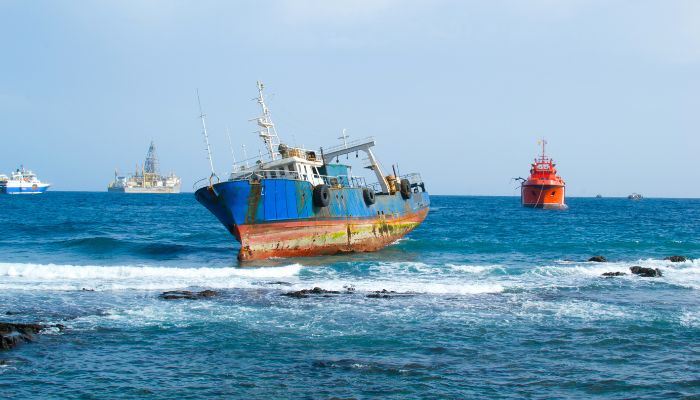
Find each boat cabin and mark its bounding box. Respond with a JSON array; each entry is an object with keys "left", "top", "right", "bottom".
[
  {"left": 200, "top": 81, "right": 424, "bottom": 195},
  {"left": 230, "top": 148, "right": 326, "bottom": 186}
]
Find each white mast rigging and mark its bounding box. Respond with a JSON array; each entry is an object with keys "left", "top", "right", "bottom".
[
  {"left": 196, "top": 89, "right": 218, "bottom": 183},
  {"left": 226, "top": 126, "right": 237, "bottom": 171},
  {"left": 253, "top": 81, "right": 280, "bottom": 161},
  {"left": 339, "top": 128, "right": 349, "bottom": 148}
]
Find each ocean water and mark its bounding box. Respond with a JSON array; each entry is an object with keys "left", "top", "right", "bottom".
[{"left": 1, "top": 192, "right": 699, "bottom": 399}]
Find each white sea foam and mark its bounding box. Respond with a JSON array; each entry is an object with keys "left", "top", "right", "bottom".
[
  {"left": 0, "top": 262, "right": 303, "bottom": 291},
  {"left": 532, "top": 258, "right": 699, "bottom": 276},
  {"left": 3, "top": 257, "right": 698, "bottom": 295},
  {"left": 375, "top": 261, "right": 431, "bottom": 274},
  {"left": 0, "top": 261, "right": 505, "bottom": 295},
  {"left": 286, "top": 279, "right": 504, "bottom": 295},
  {"left": 447, "top": 264, "right": 502, "bottom": 274},
  {"left": 518, "top": 299, "right": 645, "bottom": 321},
  {"left": 679, "top": 310, "right": 700, "bottom": 328}
]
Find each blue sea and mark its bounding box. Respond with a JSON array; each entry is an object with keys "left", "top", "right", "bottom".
[{"left": 1, "top": 193, "right": 699, "bottom": 399}]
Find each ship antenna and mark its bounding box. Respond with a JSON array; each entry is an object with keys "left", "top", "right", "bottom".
[
  {"left": 242, "top": 144, "right": 249, "bottom": 168},
  {"left": 226, "top": 126, "right": 237, "bottom": 170},
  {"left": 339, "top": 128, "right": 349, "bottom": 149},
  {"left": 254, "top": 81, "right": 280, "bottom": 161},
  {"left": 540, "top": 138, "right": 547, "bottom": 161},
  {"left": 196, "top": 89, "right": 218, "bottom": 184}
]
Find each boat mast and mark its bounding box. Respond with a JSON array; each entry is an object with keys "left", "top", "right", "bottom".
[
  {"left": 339, "top": 129, "right": 349, "bottom": 149},
  {"left": 196, "top": 89, "right": 217, "bottom": 180},
  {"left": 226, "top": 126, "right": 237, "bottom": 170},
  {"left": 540, "top": 138, "right": 547, "bottom": 161},
  {"left": 254, "top": 81, "right": 280, "bottom": 161}
]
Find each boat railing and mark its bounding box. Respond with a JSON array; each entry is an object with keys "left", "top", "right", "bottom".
[
  {"left": 313, "top": 173, "right": 366, "bottom": 188},
  {"left": 228, "top": 146, "right": 320, "bottom": 172},
  {"left": 194, "top": 169, "right": 378, "bottom": 191},
  {"left": 363, "top": 173, "right": 425, "bottom": 194},
  {"left": 192, "top": 177, "right": 211, "bottom": 190},
  {"left": 401, "top": 173, "right": 423, "bottom": 185},
  {"left": 321, "top": 136, "right": 375, "bottom": 155},
  {"left": 231, "top": 169, "right": 302, "bottom": 182},
  {"left": 233, "top": 169, "right": 363, "bottom": 189}
]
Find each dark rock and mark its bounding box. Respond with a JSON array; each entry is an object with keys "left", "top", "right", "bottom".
[
  {"left": 159, "top": 290, "right": 219, "bottom": 300},
  {"left": 630, "top": 266, "right": 662, "bottom": 277},
  {"left": 602, "top": 272, "right": 627, "bottom": 277},
  {"left": 366, "top": 289, "right": 397, "bottom": 299},
  {"left": 81, "top": 288, "right": 95, "bottom": 292},
  {"left": 282, "top": 287, "right": 341, "bottom": 298},
  {"left": 197, "top": 290, "right": 218, "bottom": 298},
  {"left": 282, "top": 291, "right": 308, "bottom": 299},
  {"left": 267, "top": 281, "right": 292, "bottom": 286},
  {"left": 588, "top": 256, "right": 608, "bottom": 262},
  {"left": 665, "top": 256, "right": 687, "bottom": 263},
  {"left": 0, "top": 322, "right": 62, "bottom": 351},
  {"left": 4, "top": 311, "right": 21, "bottom": 316},
  {"left": 160, "top": 290, "right": 197, "bottom": 300}
]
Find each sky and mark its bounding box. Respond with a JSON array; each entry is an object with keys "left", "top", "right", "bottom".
[{"left": 1, "top": 0, "right": 698, "bottom": 196}]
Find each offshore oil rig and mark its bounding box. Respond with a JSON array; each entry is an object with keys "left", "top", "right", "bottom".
[{"left": 108, "top": 141, "right": 181, "bottom": 193}]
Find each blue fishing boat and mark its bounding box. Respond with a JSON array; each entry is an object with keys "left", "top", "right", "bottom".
[{"left": 194, "top": 82, "right": 430, "bottom": 261}]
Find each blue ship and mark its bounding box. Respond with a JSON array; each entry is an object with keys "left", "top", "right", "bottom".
[{"left": 194, "top": 82, "right": 429, "bottom": 261}]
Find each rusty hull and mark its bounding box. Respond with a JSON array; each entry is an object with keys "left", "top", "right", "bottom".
[
  {"left": 237, "top": 207, "right": 429, "bottom": 261},
  {"left": 195, "top": 178, "right": 430, "bottom": 261}
]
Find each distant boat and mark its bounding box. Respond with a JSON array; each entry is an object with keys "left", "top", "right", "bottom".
[
  {"left": 0, "top": 166, "right": 50, "bottom": 194},
  {"left": 108, "top": 141, "right": 181, "bottom": 194},
  {"left": 628, "top": 193, "right": 643, "bottom": 200},
  {"left": 517, "top": 139, "right": 567, "bottom": 210},
  {"left": 596, "top": 194, "right": 603, "bottom": 198}
]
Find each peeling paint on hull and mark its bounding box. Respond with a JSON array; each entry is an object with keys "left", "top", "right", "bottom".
[
  {"left": 237, "top": 208, "right": 429, "bottom": 261},
  {"left": 195, "top": 178, "right": 430, "bottom": 261}
]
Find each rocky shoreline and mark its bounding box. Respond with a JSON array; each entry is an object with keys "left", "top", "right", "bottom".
[
  {"left": 0, "top": 322, "right": 63, "bottom": 351},
  {"left": 1, "top": 254, "right": 692, "bottom": 352}
]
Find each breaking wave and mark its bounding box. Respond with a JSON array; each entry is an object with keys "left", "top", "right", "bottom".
[
  {"left": 1, "top": 257, "right": 698, "bottom": 294},
  {"left": 0, "top": 262, "right": 304, "bottom": 291}
]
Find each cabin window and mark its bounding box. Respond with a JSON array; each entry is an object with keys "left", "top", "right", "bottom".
[{"left": 270, "top": 171, "right": 277, "bottom": 178}]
